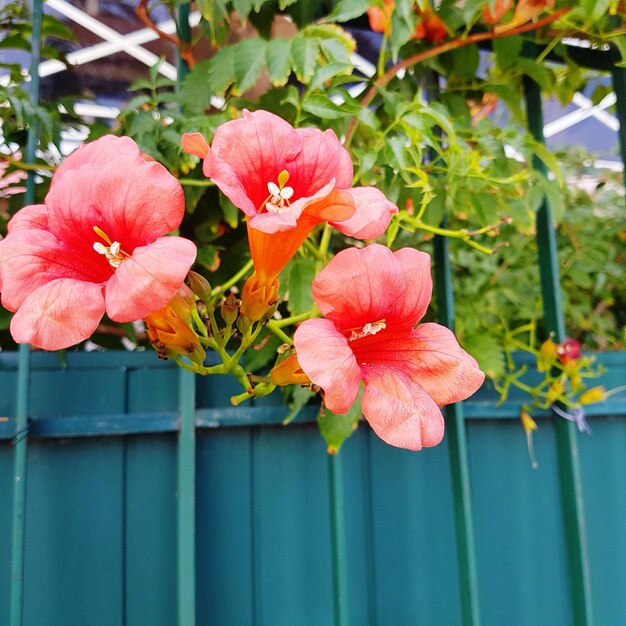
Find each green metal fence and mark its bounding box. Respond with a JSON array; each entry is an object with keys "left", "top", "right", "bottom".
[{"left": 2, "top": 3, "right": 626, "bottom": 625}]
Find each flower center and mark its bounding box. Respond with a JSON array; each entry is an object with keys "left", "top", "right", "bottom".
[
  {"left": 263, "top": 169, "right": 294, "bottom": 214},
  {"left": 348, "top": 319, "right": 386, "bottom": 342},
  {"left": 92, "top": 226, "right": 129, "bottom": 269}
]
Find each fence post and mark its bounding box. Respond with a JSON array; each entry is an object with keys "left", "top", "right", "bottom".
[
  {"left": 9, "top": 1, "right": 42, "bottom": 624},
  {"left": 523, "top": 73, "right": 594, "bottom": 626},
  {"left": 426, "top": 69, "right": 481, "bottom": 626},
  {"left": 175, "top": 7, "right": 196, "bottom": 625}
]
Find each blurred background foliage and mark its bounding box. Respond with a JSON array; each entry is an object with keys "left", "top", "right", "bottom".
[{"left": 0, "top": 0, "right": 625, "bottom": 390}]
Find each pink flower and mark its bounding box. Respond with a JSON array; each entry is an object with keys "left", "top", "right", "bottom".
[
  {"left": 183, "top": 110, "right": 397, "bottom": 320},
  {"left": 0, "top": 135, "right": 196, "bottom": 351},
  {"left": 293, "top": 244, "right": 485, "bottom": 450},
  {"left": 183, "top": 109, "right": 395, "bottom": 236}
]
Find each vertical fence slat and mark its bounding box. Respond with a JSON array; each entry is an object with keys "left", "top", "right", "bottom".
[
  {"left": 177, "top": 369, "right": 196, "bottom": 626},
  {"left": 523, "top": 74, "right": 594, "bottom": 626},
  {"left": 328, "top": 454, "right": 349, "bottom": 626},
  {"left": 175, "top": 8, "right": 195, "bottom": 626},
  {"left": 433, "top": 232, "right": 481, "bottom": 626},
  {"left": 10, "top": 1, "right": 42, "bottom": 624},
  {"left": 610, "top": 67, "right": 626, "bottom": 190}
]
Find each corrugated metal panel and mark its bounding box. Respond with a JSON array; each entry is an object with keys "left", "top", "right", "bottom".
[{"left": 0, "top": 351, "right": 625, "bottom": 625}]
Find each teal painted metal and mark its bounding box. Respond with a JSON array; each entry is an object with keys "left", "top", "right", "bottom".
[
  {"left": 610, "top": 66, "right": 626, "bottom": 189},
  {"left": 177, "top": 369, "right": 197, "bottom": 626},
  {"left": 0, "top": 351, "right": 625, "bottom": 625},
  {"left": 10, "top": 1, "right": 42, "bottom": 624},
  {"left": 524, "top": 74, "right": 594, "bottom": 625},
  {"left": 9, "top": 346, "right": 30, "bottom": 626},
  {"left": 433, "top": 231, "right": 481, "bottom": 626},
  {"left": 328, "top": 454, "right": 349, "bottom": 626},
  {"left": 176, "top": 3, "right": 191, "bottom": 82}
]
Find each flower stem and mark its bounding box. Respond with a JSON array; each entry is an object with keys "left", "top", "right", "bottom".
[{"left": 266, "top": 322, "right": 293, "bottom": 345}]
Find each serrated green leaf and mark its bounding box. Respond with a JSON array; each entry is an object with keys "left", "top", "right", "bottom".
[
  {"left": 324, "top": 0, "right": 371, "bottom": 22},
  {"left": 317, "top": 387, "right": 363, "bottom": 454},
  {"left": 178, "top": 59, "right": 213, "bottom": 114},
  {"left": 309, "top": 62, "right": 353, "bottom": 91},
  {"left": 319, "top": 36, "right": 352, "bottom": 65},
  {"left": 290, "top": 35, "right": 320, "bottom": 84},
  {"left": 302, "top": 93, "right": 350, "bottom": 119},
  {"left": 209, "top": 46, "right": 236, "bottom": 94},
  {"left": 287, "top": 256, "right": 317, "bottom": 315},
  {"left": 233, "top": 38, "right": 267, "bottom": 95},
  {"left": 266, "top": 38, "right": 292, "bottom": 86}
]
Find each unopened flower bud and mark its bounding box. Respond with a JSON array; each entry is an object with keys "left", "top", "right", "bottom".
[
  {"left": 271, "top": 353, "right": 311, "bottom": 386},
  {"left": 187, "top": 270, "right": 212, "bottom": 303},
  {"left": 237, "top": 314, "right": 252, "bottom": 335},
  {"left": 579, "top": 386, "right": 606, "bottom": 405},
  {"left": 520, "top": 409, "right": 537, "bottom": 434},
  {"left": 556, "top": 338, "right": 581, "bottom": 364},
  {"left": 538, "top": 338, "right": 557, "bottom": 371},
  {"left": 221, "top": 292, "right": 240, "bottom": 325}
]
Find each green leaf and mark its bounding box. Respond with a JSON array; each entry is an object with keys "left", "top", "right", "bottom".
[
  {"left": 302, "top": 93, "right": 351, "bottom": 119},
  {"left": 309, "top": 62, "right": 353, "bottom": 91},
  {"left": 324, "top": 0, "right": 371, "bottom": 22},
  {"left": 317, "top": 387, "right": 363, "bottom": 454},
  {"left": 290, "top": 34, "right": 320, "bottom": 83},
  {"left": 209, "top": 46, "right": 236, "bottom": 94},
  {"left": 440, "top": 44, "right": 479, "bottom": 79},
  {"left": 582, "top": 0, "right": 611, "bottom": 23},
  {"left": 517, "top": 58, "right": 554, "bottom": 92},
  {"left": 283, "top": 384, "right": 315, "bottom": 425},
  {"left": 219, "top": 194, "right": 240, "bottom": 229},
  {"left": 266, "top": 38, "right": 292, "bottom": 86},
  {"left": 179, "top": 59, "right": 213, "bottom": 114},
  {"left": 233, "top": 38, "right": 268, "bottom": 95},
  {"left": 231, "top": 0, "right": 254, "bottom": 21},
  {"left": 492, "top": 36, "right": 522, "bottom": 71},
  {"left": 287, "top": 256, "right": 317, "bottom": 315},
  {"left": 462, "top": 333, "right": 505, "bottom": 381}
]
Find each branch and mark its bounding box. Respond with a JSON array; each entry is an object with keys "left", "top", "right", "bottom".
[
  {"left": 135, "top": 0, "right": 196, "bottom": 69},
  {"left": 344, "top": 8, "right": 571, "bottom": 147}
]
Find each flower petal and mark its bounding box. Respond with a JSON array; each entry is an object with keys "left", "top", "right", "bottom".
[
  {"left": 207, "top": 110, "right": 302, "bottom": 211},
  {"left": 355, "top": 323, "right": 485, "bottom": 405},
  {"left": 203, "top": 149, "right": 258, "bottom": 217},
  {"left": 330, "top": 187, "right": 397, "bottom": 240},
  {"left": 10, "top": 278, "right": 105, "bottom": 350},
  {"left": 105, "top": 237, "right": 197, "bottom": 322},
  {"left": 361, "top": 366, "right": 444, "bottom": 450},
  {"left": 90, "top": 155, "right": 186, "bottom": 247},
  {"left": 312, "top": 244, "right": 409, "bottom": 331},
  {"left": 392, "top": 246, "right": 433, "bottom": 325},
  {"left": 294, "top": 318, "right": 361, "bottom": 414},
  {"left": 52, "top": 136, "right": 139, "bottom": 189},
  {"left": 290, "top": 128, "right": 353, "bottom": 195},
  {"left": 0, "top": 227, "right": 110, "bottom": 311},
  {"left": 6, "top": 204, "right": 48, "bottom": 233}
]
